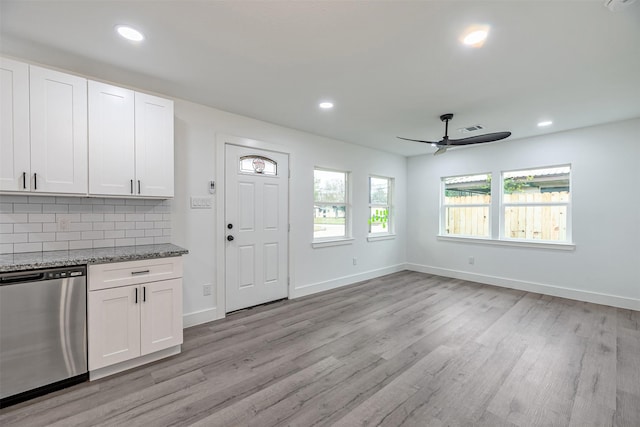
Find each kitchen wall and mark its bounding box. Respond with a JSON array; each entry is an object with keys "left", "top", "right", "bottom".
[
  {"left": 172, "top": 98, "right": 407, "bottom": 326},
  {"left": 0, "top": 196, "right": 171, "bottom": 254},
  {"left": 406, "top": 118, "right": 640, "bottom": 310}
]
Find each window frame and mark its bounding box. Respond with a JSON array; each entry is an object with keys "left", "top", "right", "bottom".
[
  {"left": 368, "top": 175, "right": 394, "bottom": 236},
  {"left": 313, "top": 167, "right": 351, "bottom": 244},
  {"left": 440, "top": 172, "right": 492, "bottom": 238},
  {"left": 499, "top": 164, "right": 572, "bottom": 243}
]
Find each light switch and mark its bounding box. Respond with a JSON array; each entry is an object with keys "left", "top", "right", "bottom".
[{"left": 190, "top": 197, "right": 213, "bottom": 209}]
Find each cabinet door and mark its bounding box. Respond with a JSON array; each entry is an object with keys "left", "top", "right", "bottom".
[
  {"left": 135, "top": 92, "right": 174, "bottom": 197},
  {"left": 88, "top": 81, "right": 135, "bottom": 196},
  {"left": 30, "top": 65, "right": 87, "bottom": 194},
  {"left": 140, "top": 278, "right": 183, "bottom": 355},
  {"left": 88, "top": 285, "right": 141, "bottom": 370},
  {"left": 0, "top": 58, "right": 30, "bottom": 192}
]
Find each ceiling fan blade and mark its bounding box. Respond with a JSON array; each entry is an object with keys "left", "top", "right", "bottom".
[
  {"left": 434, "top": 146, "right": 448, "bottom": 156},
  {"left": 397, "top": 136, "right": 438, "bottom": 145},
  {"left": 447, "top": 131, "right": 511, "bottom": 146}
]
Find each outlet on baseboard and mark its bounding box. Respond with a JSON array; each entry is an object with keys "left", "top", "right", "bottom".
[
  {"left": 203, "top": 284, "right": 213, "bottom": 296},
  {"left": 468, "top": 256, "right": 475, "bottom": 265}
]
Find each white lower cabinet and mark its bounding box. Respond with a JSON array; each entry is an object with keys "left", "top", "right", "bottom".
[{"left": 88, "top": 258, "right": 183, "bottom": 376}]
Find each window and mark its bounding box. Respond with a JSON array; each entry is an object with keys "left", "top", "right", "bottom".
[
  {"left": 502, "top": 165, "right": 570, "bottom": 242},
  {"left": 441, "top": 173, "right": 491, "bottom": 237},
  {"left": 314, "top": 168, "right": 349, "bottom": 240},
  {"left": 369, "top": 176, "right": 393, "bottom": 235}
]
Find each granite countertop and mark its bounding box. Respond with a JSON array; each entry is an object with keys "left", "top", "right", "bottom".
[{"left": 0, "top": 243, "right": 189, "bottom": 273}]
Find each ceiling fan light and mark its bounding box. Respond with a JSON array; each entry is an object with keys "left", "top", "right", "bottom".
[
  {"left": 319, "top": 102, "right": 334, "bottom": 109},
  {"left": 461, "top": 26, "right": 490, "bottom": 47},
  {"left": 116, "top": 25, "right": 144, "bottom": 42}
]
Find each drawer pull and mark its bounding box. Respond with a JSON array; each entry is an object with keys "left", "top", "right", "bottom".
[{"left": 131, "top": 270, "right": 150, "bottom": 275}]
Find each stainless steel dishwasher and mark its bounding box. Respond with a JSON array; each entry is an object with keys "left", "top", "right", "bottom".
[{"left": 0, "top": 266, "right": 88, "bottom": 408}]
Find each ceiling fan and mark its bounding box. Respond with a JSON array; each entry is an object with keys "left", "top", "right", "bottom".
[{"left": 398, "top": 113, "right": 511, "bottom": 155}]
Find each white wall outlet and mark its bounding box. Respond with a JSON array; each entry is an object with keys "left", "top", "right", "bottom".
[
  {"left": 468, "top": 256, "right": 475, "bottom": 265},
  {"left": 353, "top": 257, "right": 357, "bottom": 266},
  {"left": 203, "top": 284, "right": 212, "bottom": 296},
  {"left": 57, "top": 216, "right": 70, "bottom": 232},
  {"left": 190, "top": 197, "right": 213, "bottom": 209}
]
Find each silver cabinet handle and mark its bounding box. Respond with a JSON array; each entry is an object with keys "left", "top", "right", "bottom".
[
  {"left": 131, "top": 270, "right": 150, "bottom": 275},
  {"left": 138, "top": 180, "right": 141, "bottom": 194},
  {"left": 22, "top": 172, "right": 27, "bottom": 189},
  {"left": 130, "top": 179, "right": 134, "bottom": 194}
]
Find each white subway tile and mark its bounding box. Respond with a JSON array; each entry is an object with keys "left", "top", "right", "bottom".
[
  {"left": 0, "top": 203, "right": 13, "bottom": 213},
  {"left": 0, "top": 213, "right": 28, "bottom": 223},
  {"left": 92, "top": 239, "right": 115, "bottom": 249},
  {"left": 110, "top": 198, "right": 126, "bottom": 205},
  {"left": 135, "top": 237, "right": 153, "bottom": 245},
  {"left": 69, "top": 222, "right": 92, "bottom": 232},
  {"left": 163, "top": 213, "right": 172, "bottom": 221},
  {"left": 43, "top": 204, "right": 69, "bottom": 213},
  {"left": 115, "top": 238, "right": 135, "bottom": 247},
  {"left": 153, "top": 204, "right": 171, "bottom": 213},
  {"left": 125, "top": 199, "right": 146, "bottom": 206},
  {"left": 0, "top": 243, "right": 13, "bottom": 254},
  {"left": 81, "top": 213, "right": 104, "bottom": 222},
  {"left": 42, "top": 223, "right": 58, "bottom": 232},
  {"left": 43, "top": 241, "right": 69, "bottom": 251},
  {"left": 57, "top": 213, "right": 81, "bottom": 222},
  {"left": 82, "top": 198, "right": 104, "bottom": 204},
  {"left": 69, "top": 240, "right": 92, "bottom": 250},
  {"left": 13, "top": 242, "right": 42, "bottom": 253},
  {"left": 93, "top": 205, "right": 115, "bottom": 213},
  {"left": 1, "top": 233, "right": 28, "bottom": 243},
  {"left": 104, "top": 213, "right": 125, "bottom": 222},
  {"left": 144, "top": 228, "right": 162, "bottom": 237},
  {"left": 154, "top": 236, "right": 170, "bottom": 244},
  {"left": 0, "top": 195, "right": 28, "bottom": 203},
  {"left": 14, "top": 223, "right": 43, "bottom": 233},
  {"left": 29, "top": 232, "right": 56, "bottom": 242},
  {"left": 14, "top": 203, "right": 42, "bottom": 213},
  {"left": 154, "top": 221, "right": 171, "bottom": 229},
  {"left": 81, "top": 230, "right": 104, "bottom": 240},
  {"left": 0, "top": 224, "right": 13, "bottom": 233},
  {"left": 56, "top": 231, "right": 81, "bottom": 241},
  {"left": 115, "top": 205, "right": 136, "bottom": 213},
  {"left": 29, "top": 213, "right": 55, "bottom": 223},
  {"left": 104, "top": 230, "right": 125, "bottom": 239},
  {"left": 144, "top": 213, "right": 163, "bottom": 221},
  {"left": 135, "top": 221, "right": 154, "bottom": 229},
  {"left": 115, "top": 222, "right": 135, "bottom": 230},
  {"left": 28, "top": 196, "right": 56, "bottom": 204},
  {"left": 125, "top": 229, "right": 144, "bottom": 238},
  {"left": 93, "top": 222, "right": 115, "bottom": 231},
  {"left": 69, "top": 204, "right": 93, "bottom": 213},
  {"left": 56, "top": 196, "right": 84, "bottom": 204},
  {"left": 163, "top": 229, "right": 172, "bottom": 236},
  {"left": 125, "top": 213, "right": 145, "bottom": 222},
  {"left": 135, "top": 205, "right": 153, "bottom": 213}
]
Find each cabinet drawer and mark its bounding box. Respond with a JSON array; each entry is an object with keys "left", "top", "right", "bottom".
[{"left": 89, "top": 257, "right": 183, "bottom": 291}]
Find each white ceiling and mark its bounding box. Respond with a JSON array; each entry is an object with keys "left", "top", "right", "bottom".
[{"left": 1, "top": 1, "right": 639, "bottom": 156}]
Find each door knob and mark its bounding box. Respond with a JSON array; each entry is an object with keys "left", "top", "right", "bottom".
[
  {"left": 227, "top": 235, "right": 234, "bottom": 241},
  {"left": 227, "top": 224, "right": 233, "bottom": 229}
]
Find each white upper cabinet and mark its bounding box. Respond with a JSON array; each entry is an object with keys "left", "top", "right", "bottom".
[
  {"left": 88, "top": 83, "right": 174, "bottom": 198},
  {"left": 88, "top": 81, "right": 135, "bottom": 196},
  {"left": 0, "top": 58, "right": 31, "bottom": 192},
  {"left": 30, "top": 65, "right": 88, "bottom": 194},
  {"left": 135, "top": 92, "right": 174, "bottom": 198}
]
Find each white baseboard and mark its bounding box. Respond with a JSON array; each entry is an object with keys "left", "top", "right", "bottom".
[
  {"left": 183, "top": 307, "right": 219, "bottom": 328},
  {"left": 291, "top": 264, "right": 407, "bottom": 299},
  {"left": 406, "top": 263, "right": 640, "bottom": 311}
]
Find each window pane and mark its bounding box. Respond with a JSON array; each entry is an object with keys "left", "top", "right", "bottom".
[
  {"left": 314, "top": 170, "right": 346, "bottom": 203},
  {"left": 504, "top": 206, "right": 567, "bottom": 241},
  {"left": 369, "top": 207, "right": 389, "bottom": 234},
  {"left": 444, "top": 206, "right": 490, "bottom": 237},
  {"left": 314, "top": 205, "right": 346, "bottom": 239},
  {"left": 444, "top": 174, "right": 491, "bottom": 204},
  {"left": 370, "top": 177, "right": 389, "bottom": 204},
  {"left": 503, "top": 166, "right": 570, "bottom": 196}
]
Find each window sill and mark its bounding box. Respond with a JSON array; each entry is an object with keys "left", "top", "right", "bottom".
[
  {"left": 311, "top": 238, "right": 355, "bottom": 249},
  {"left": 367, "top": 234, "right": 396, "bottom": 242},
  {"left": 436, "top": 235, "right": 575, "bottom": 251}
]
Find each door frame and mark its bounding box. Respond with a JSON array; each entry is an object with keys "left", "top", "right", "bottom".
[{"left": 215, "top": 134, "right": 291, "bottom": 318}]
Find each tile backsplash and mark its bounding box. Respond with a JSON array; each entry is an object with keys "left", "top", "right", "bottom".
[{"left": 0, "top": 195, "right": 171, "bottom": 254}]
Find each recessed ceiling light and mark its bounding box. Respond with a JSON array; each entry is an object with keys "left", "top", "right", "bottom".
[
  {"left": 319, "top": 102, "right": 334, "bottom": 109},
  {"left": 461, "top": 25, "right": 490, "bottom": 47},
  {"left": 116, "top": 25, "right": 144, "bottom": 42},
  {"left": 538, "top": 120, "right": 553, "bottom": 127}
]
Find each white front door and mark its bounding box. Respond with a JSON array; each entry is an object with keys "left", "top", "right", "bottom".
[{"left": 225, "top": 144, "right": 289, "bottom": 312}]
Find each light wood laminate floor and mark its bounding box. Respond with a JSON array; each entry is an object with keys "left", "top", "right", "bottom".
[{"left": 1, "top": 271, "right": 639, "bottom": 426}]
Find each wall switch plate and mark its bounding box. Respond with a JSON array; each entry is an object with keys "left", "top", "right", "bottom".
[
  {"left": 190, "top": 197, "right": 213, "bottom": 209},
  {"left": 203, "top": 284, "right": 212, "bottom": 296}
]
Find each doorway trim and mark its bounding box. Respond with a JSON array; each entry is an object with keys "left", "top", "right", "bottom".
[{"left": 215, "top": 134, "right": 291, "bottom": 319}]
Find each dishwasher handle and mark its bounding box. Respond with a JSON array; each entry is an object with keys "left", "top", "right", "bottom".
[{"left": 0, "top": 272, "right": 46, "bottom": 285}]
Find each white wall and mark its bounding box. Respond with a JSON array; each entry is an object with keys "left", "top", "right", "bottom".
[
  {"left": 406, "top": 118, "right": 640, "bottom": 310},
  {"left": 173, "top": 99, "right": 407, "bottom": 326}
]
